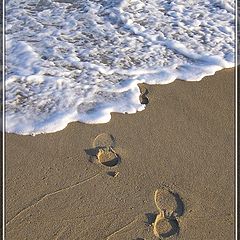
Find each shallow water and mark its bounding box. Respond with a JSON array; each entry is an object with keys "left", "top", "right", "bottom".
[{"left": 6, "top": 0, "right": 235, "bottom": 135}]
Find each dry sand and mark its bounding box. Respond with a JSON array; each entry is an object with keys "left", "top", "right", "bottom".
[{"left": 6, "top": 68, "right": 235, "bottom": 240}]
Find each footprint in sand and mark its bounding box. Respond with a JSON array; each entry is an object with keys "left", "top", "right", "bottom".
[
  {"left": 154, "top": 187, "right": 184, "bottom": 218},
  {"left": 86, "top": 133, "right": 120, "bottom": 167},
  {"left": 153, "top": 212, "right": 179, "bottom": 239},
  {"left": 139, "top": 85, "right": 149, "bottom": 105},
  {"left": 93, "top": 133, "right": 115, "bottom": 149},
  {"left": 153, "top": 187, "right": 184, "bottom": 239},
  {"left": 96, "top": 147, "right": 119, "bottom": 167}
]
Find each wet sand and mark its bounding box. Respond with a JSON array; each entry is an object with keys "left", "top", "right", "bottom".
[{"left": 6, "top": 68, "right": 235, "bottom": 239}]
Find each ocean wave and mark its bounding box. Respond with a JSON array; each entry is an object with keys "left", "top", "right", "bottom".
[{"left": 6, "top": 0, "right": 235, "bottom": 135}]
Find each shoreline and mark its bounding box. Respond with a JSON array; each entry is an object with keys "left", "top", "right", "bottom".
[
  {"left": 5, "top": 67, "right": 235, "bottom": 136},
  {"left": 6, "top": 68, "right": 235, "bottom": 239}
]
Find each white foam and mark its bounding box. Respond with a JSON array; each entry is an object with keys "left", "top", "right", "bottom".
[{"left": 5, "top": 0, "right": 235, "bottom": 135}]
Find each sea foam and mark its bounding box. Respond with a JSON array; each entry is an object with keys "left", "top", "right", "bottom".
[{"left": 6, "top": 0, "right": 235, "bottom": 135}]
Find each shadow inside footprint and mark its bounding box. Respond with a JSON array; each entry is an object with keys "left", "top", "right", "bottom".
[
  {"left": 107, "top": 171, "right": 119, "bottom": 177},
  {"left": 140, "top": 94, "right": 149, "bottom": 104},
  {"left": 145, "top": 213, "right": 157, "bottom": 226},
  {"left": 173, "top": 192, "right": 184, "bottom": 217},
  {"left": 160, "top": 219, "right": 179, "bottom": 238},
  {"left": 85, "top": 147, "right": 99, "bottom": 158}
]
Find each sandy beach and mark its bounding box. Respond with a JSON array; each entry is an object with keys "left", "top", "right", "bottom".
[{"left": 5, "top": 68, "right": 235, "bottom": 239}]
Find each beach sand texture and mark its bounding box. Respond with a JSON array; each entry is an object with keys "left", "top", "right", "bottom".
[{"left": 6, "top": 68, "right": 235, "bottom": 239}]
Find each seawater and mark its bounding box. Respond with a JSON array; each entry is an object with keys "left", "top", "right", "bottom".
[{"left": 6, "top": 0, "right": 235, "bottom": 135}]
